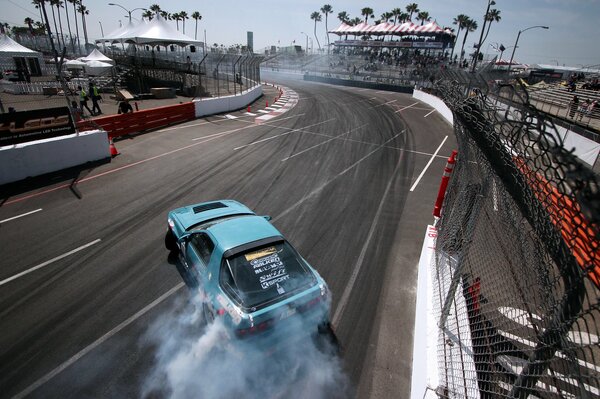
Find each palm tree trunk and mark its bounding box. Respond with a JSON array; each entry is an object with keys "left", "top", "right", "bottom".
[
  {"left": 50, "top": 6, "right": 61, "bottom": 48},
  {"left": 325, "top": 15, "right": 329, "bottom": 54},
  {"left": 183, "top": 20, "right": 186, "bottom": 34},
  {"left": 81, "top": 10, "right": 89, "bottom": 46},
  {"left": 460, "top": 32, "right": 469, "bottom": 63},
  {"left": 194, "top": 19, "right": 198, "bottom": 40},
  {"left": 64, "top": 3, "right": 74, "bottom": 54},
  {"left": 450, "top": 28, "right": 461, "bottom": 61},
  {"left": 72, "top": 1, "right": 80, "bottom": 55},
  {"left": 56, "top": 6, "right": 65, "bottom": 50},
  {"left": 314, "top": 21, "right": 321, "bottom": 50}
]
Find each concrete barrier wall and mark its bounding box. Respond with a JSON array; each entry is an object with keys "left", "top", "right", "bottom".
[
  {"left": 0, "top": 130, "right": 109, "bottom": 185},
  {"left": 412, "top": 89, "right": 454, "bottom": 125},
  {"left": 194, "top": 84, "right": 263, "bottom": 118},
  {"left": 303, "top": 74, "right": 414, "bottom": 93}
]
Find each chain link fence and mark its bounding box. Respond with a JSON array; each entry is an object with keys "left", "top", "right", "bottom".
[{"left": 430, "top": 70, "right": 599, "bottom": 398}]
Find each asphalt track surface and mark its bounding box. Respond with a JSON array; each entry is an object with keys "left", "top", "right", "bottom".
[{"left": 0, "top": 76, "right": 455, "bottom": 398}]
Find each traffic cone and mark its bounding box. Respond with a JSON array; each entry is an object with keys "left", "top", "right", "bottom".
[
  {"left": 247, "top": 105, "right": 251, "bottom": 112},
  {"left": 266, "top": 100, "right": 269, "bottom": 107},
  {"left": 109, "top": 138, "right": 120, "bottom": 157}
]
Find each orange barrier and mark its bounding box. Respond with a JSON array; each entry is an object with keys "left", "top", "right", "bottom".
[
  {"left": 515, "top": 157, "right": 599, "bottom": 287},
  {"left": 77, "top": 102, "right": 196, "bottom": 139}
]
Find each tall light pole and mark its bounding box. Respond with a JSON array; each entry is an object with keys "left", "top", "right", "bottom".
[
  {"left": 471, "top": 0, "right": 495, "bottom": 72},
  {"left": 507, "top": 25, "right": 549, "bottom": 73},
  {"left": 108, "top": 3, "right": 146, "bottom": 23},
  {"left": 301, "top": 32, "right": 309, "bottom": 55}
]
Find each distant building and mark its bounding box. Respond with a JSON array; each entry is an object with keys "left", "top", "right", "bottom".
[{"left": 247, "top": 32, "right": 253, "bottom": 53}]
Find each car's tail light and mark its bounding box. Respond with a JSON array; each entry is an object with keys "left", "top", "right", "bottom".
[{"left": 235, "top": 318, "right": 275, "bottom": 338}]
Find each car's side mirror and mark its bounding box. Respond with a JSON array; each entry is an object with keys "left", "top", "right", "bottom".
[{"left": 263, "top": 215, "right": 272, "bottom": 221}]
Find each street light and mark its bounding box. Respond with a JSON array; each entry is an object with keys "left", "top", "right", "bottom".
[
  {"left": 300, "top": 32, "right": 309, "bottom": 55},
  {"left": 507, "top": 25, "right": 549, "bottom": 73},
  {"left": 471, "top": 0, "right": 495, "bottom": 72},
  {"left": 108, "top": 3, "right": 146, "bottom": 23}
]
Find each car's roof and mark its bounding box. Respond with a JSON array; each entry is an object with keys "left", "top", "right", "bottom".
[
  {"left": 207, "top": 215, "right": 282, "bottom": 254},
  {"left": 170, "top": 200, "right": 254, "bottom": 231}
]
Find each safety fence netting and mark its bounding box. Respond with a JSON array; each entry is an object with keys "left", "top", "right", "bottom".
[{"left": 429, "top": 69, "right": 600, "bottom": 398}]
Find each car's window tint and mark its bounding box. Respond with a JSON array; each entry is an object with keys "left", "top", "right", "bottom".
[
  {"left": 220, "top": 241, "right": 315, "bottom": 309},
  {"left": 190, "top": 233, "right": 215, "bottom": 265}
]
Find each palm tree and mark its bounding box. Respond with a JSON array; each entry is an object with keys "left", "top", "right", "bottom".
[
  {"left": 406, "top": 3, "right": 419, "bottom": 21},
  {"left": 68, "top": 0, "right": 80, "bottom": 55},
  {"left": 361, "top": 7, "right": 374, "bottom": 24},
  {"left": 179, "top": 11, "right": 188, "bottom": 34},
  {"left": 320, "top": 4, "right": 333, "bottom": 52},
  {"left": 310, "top": 11, "right": 322, "bottom": 51},
  {"left": 149, "top": 4, "right": 161, "bottom": 16},
  {"left": 24, "top": 17, "right": 35, "bottom": 32},
  {"left": 171, "top": 12, "right": 181, "bottom": 31},
  {"left": 349, "top": 17, "right": 362, "bottom": 26},
  {"left": 451, "top": 14, "right": 469, "bottom": 61},
  {"left": 48, "top": 0, "right": 61, "bottom": 47},
  {"left": 191, "top": 11, "right": 201, "bottom": 40},
  {"left": 61, "top": 0, "right": 75, "bottom": 53},
  {"left": 337, "top": 11, "right": 349, "bottom": 24},
  {"left": 416, "top": 11, "right": 430, "bottom": 25},
  {"left": 459, "top": 18, "right": 477, "bottom": 63},
  {"left": 391, "top": 8, "right": 402, "bottom": 24},
  {"left": 77, "top": 2, "right": 89, "bottom": 47},
  {"left": 380, "top": 12, "right": 393, "bottom": 22},
  {"left": 160, "top": 11, "right": 170, "bottom": 20},
  {"left": 54, "top": 0, "right": 67, "bottom": 49},
  {"left": 482, "top": 9, "right": 501, "bottom": 45},
  {"left": 142, "top": 10, "right": 154, "bottom": 21}
]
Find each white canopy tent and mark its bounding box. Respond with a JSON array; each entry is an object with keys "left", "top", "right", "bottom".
[
  {"left": 96, "top": 15, "right": 200, "bottom": 47},
  {"left": 79, "top": 48, "right": 114, "bottom": 65},
  {"left": 84, "top": 60, "right": 113, "bottom": 76},
  {"left": 0, "top": 34, "right": 45, "bottom": 76}
]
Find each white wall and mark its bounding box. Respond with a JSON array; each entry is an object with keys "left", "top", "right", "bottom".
[
  {"left": 413, "top": 89, "right": 454, "bottom": 125},
  {"left": 0, "top": 130, "right": 110, "bottom": 185},
  {"left": 194, "top": 84, "right": 263, "bottom": 118}
]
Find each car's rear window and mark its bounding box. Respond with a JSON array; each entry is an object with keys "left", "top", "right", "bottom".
[{"left": 220, "top": 241, "right": 316, "bottom": 310}]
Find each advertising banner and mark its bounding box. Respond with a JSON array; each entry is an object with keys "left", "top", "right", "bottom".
[
  {"left": 0, "top": 107, "right": 75, "bottom": 146},
  {"left": 334, "top": 40, "right": 443, "bottom": 49}
]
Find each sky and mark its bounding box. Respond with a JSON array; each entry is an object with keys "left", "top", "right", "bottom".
[{"left": 1, "top": 0, "right": 599, "bottom": 67}]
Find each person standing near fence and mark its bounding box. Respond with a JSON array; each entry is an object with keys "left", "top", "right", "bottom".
[
  {"left": 568, "top": 95, "right": 579, "bottom": 119},
  {"left": 77, "top": 86, "right": 93, "bottom": 116},
  {"left": 88, "top": 82, "right": 102, "bottom": 115}
]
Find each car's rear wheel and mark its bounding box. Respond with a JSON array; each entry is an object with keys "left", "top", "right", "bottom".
[
  {"left": 315, "top": 321, "right": 341, "bottom": 355},
  {"left": 165, "top": 229, "right": 178, "bottom": 252}
]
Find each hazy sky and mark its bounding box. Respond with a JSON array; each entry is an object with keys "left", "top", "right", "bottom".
[{"left": 1, "top": 0, "right": 599, "bottom": 67}]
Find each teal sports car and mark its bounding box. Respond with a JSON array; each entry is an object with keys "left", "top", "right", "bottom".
[{"left": 165, "top": 200, "right": 334, "bottom": 347}]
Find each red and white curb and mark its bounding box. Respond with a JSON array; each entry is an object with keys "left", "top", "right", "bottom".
[{"left": 255, "top": 84, "right": 299, "bottom": 124}]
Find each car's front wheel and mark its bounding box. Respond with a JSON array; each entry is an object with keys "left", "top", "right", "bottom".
[{"left": 165, "top": 229, "right": 178, "bottom": 252}]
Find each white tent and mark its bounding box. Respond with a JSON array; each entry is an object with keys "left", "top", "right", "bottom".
[
  {"left": 64, "top": 59, "right": 87, "bottom": 69},
  {"left": 79, "top": 48, "right": 114, "bottom": 65},
  {"left": 84, "top": 60, "right": 113, "bottom": 76},
  {"left": 97, "top": 20, "right": 138, "bottom": 44},
  {"left": 0, "top": 34, "right": 45, "bottom": 76},
  {"left": 101, "top": 15, "right": 201, "bottom": 47}
]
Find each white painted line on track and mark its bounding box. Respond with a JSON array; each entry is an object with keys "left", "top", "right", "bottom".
[
  {"left": 233, "top": 118, "right": 336, "bottom": 150},
  {"left": 332, "top": 135, "right": 405, "bottom": 326},
  {"left": 424, "top": 109, "right": 436, "bottom": 118},
  {"left": 395, "top": 101, "right": 420, "bottom": 113},
  {"left": 257, "top": 110, "right": 270, "bottom": 114},
  {"left": 0, "top": 208, "right": 42, "bottom": 224},
  {"left": 273, "top": 131, "right": 404, "bottom": 223},
  {"left": 191, "top": 113, "right": 305, "bottom": 141},
  {"left": 12, "top": 282, "right": 185, "bottom": 399},
  {"left": 244, "top": 112, "right": 257, "bottom": 116},
  {"left": 224, "top": 114, "right": 238, "bottom": 119},
  {"left": 281, "top": 124, "right": 368, "bottom": 161},
  {"left": 372, "top": 99, "right": 397, "bottom": 108},
  {"left": 0, "top": 239, "right": 101, "bottom": 287},
  {"left": 409, "top": 136, "right": 448, "bottom": 192}
]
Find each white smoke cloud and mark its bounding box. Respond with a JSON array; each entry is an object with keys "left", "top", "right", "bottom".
[{"left": 141, "top": 293, "right": 351, "bottom": 399}]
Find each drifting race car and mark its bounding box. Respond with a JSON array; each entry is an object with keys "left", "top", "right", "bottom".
[{"left": 165, "top": 200, "right": 335, "bottom": 348}]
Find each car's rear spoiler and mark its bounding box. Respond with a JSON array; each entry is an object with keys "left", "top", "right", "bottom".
[{"left": 222, "top": 236, "right": 284, "bottom": 259}]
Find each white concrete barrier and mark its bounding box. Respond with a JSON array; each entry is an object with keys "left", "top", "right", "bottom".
[
  {"left": 194, "top": 84, "right": 263, "bottom": 118},
  {"left": 413, "top": 89, "right": 454, "bottom": 125},
  {"left": 0, "top": 130, "right": 110, "bottom": 185}
]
